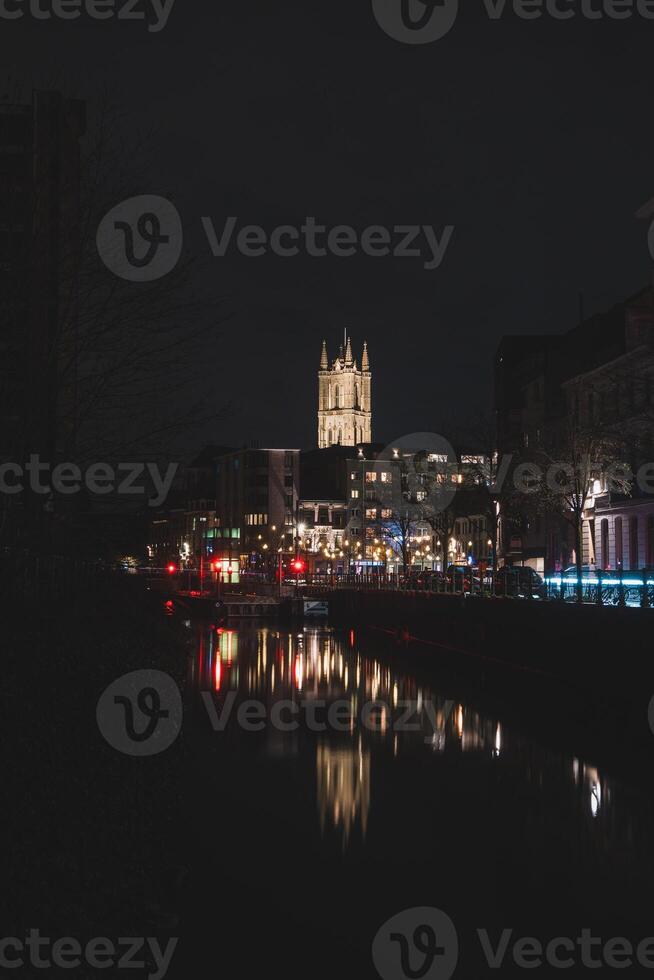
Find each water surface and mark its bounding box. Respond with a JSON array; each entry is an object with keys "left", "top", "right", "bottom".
[{"left": 179, "top": 624, "right": 654, "bottom": 977}]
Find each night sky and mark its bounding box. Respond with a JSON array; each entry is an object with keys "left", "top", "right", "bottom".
[{"left": 6, "top": 0, "right": 654, "bottom": 453}]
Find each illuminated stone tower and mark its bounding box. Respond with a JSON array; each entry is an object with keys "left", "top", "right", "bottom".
[{"left": 318, "top": 332, "right": 372, "bottom": 448}]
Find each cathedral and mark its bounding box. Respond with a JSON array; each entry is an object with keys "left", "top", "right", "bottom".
[{"left": 317, "top": 333, "right": 372, "bottom": 448}]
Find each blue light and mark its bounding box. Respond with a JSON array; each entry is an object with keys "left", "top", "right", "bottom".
[{"left": 545, "top": 575, "right": 654, "bottom": 586}]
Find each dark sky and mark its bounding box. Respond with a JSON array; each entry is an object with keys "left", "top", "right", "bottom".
[{"left": 6, "top": 0, "right": 654, "bottom": 453}]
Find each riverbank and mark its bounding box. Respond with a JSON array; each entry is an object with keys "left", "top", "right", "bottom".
[
  {"left": 5, "top": 580, "right": 189, "bottom": 946},
  {"left": 325, "top": 590, "right": 654, "bottom": 776}
]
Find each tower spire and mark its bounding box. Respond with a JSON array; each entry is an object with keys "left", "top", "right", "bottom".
[{"left": 317, "top": 332, "right": 372, "bottom": 449}]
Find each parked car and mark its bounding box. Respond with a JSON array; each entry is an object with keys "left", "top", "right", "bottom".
[
  {"left": 447, "top": 564, "right": 481, "bottom": 593},
  {"left": 416, "top": 570, "right": 447, "bottom": 591},
  {"left": 403, "top": 569, "right": 443, "bottom": 590},
  {"left": 495, "top": 565, "right": 545, "bottom": 598},
  {"left": 562, "top": 564, "right": 598, "bottom": 580}
]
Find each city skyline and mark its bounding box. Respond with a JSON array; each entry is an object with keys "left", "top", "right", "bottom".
[{"left": 5, "top": 2, "right": 654, "bottom": 452}]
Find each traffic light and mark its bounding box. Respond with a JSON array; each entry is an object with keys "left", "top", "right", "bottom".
[
  {"left": 167, "top": 563, "right": 177, "bottom": 574},
  {"left": 291, "top": 558, "right": 305, "bottom": 573}
]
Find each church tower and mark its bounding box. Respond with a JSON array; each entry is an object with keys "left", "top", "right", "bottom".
[{"left": 318, "top": 332, "right": 372, "bottom": 448}]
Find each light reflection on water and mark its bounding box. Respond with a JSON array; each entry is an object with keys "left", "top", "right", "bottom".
[{"left": 186, "top": 624, "right": 618, "bottom": 852}]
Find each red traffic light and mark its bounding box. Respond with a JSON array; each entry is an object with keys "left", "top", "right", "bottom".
[
  {"left": 291, "top": 559, "right": 305, "bottom": 573},
  {"left": 167, "top": 563, "right": 177, "bottom": 574}
]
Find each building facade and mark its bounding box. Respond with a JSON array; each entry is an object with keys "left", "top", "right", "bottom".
[
  {"left": 148, "top": 446, "right": 300, "bottom": 579},
  {"left": 563, "top": 292, "right": 654, "bottom": 572},
  {"left": 317, "top": 334, "right": 372, "bottom": 448},
  {"left": 495, "top": 286, "right": 654, "bottom": 573}
]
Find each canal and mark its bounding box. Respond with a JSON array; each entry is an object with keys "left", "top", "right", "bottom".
[{"left": 176, "top": 623, "right": 654, "bottom": 978}]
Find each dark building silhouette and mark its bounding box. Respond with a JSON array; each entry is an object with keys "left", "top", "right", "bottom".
[
  {"left": 0, "top": 90, "right": 86, "bottom": 462},
  {"left": 495, "top": 286, "right": 654, "bottom": 571}
]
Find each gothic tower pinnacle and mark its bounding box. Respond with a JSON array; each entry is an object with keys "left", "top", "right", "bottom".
[{"left": 317, "top": 335, "right": 372, "bottom": 448}]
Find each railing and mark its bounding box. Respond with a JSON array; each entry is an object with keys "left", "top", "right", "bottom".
[
  {"left": 0, "top": 548, "right": 122, "bottom": 602},
  {"left": 304, "top": 570, "right": 502, "bottom": 598},
  {"left": 304, "top": 569, "right": 654, "bottom": 608},
  {"left": 544, "top": 572, "right": 654, "bottom": 608}
]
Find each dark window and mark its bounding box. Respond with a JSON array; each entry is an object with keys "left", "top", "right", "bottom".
[
  {"left": 630, "top": 517, "right": 639, "bottom": 569},
  {"left": 600, "top": 519, "right": 609, "bottom": 569},
  {"left": 615, "top": 517, "right": 623, "bottom": 568},
  {"left": 648, "top": 516, "right": 654, "bottom": 567}
]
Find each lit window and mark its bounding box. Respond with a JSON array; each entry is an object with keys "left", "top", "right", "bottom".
[
  {"left": 351, "top": 489, "right": 359, "bottom": 498},
  {"left": 365, "top": 472, "right": 377, "bottom": 483}
]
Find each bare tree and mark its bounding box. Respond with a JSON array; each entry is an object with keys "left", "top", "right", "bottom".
[
  {"left": 1, "top": 86, "right": 230, "bottom": 549},
  {"left": 54, "top": 92, "right": 230, "bottom": 464},
  {"left": 537, "top": 417, "right": 631, "bottom": 602}
]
